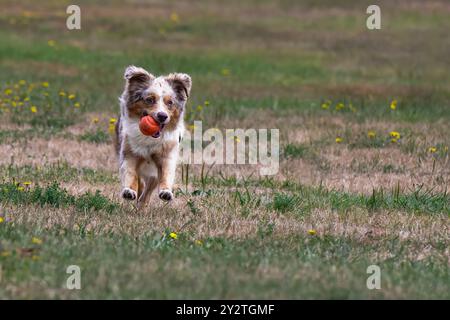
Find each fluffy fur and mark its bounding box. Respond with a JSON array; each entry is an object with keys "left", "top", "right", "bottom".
[{"left": 115, "top": 65, "right": 192, "bottom": 207}]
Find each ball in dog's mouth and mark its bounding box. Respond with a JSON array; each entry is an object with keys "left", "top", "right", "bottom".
[{"left": 139, "top": 115, "right": 165, "bottom": 138}]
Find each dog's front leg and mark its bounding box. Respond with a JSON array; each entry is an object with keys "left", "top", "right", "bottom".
[
  {"left": 158, "top": 149, "right": 178, "bottom": 202},
  {"left": 120, "top": 156, "right": 140, "bottom": 201}
]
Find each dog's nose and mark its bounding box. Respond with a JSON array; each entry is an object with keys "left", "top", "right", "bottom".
[{"left": 156, "top": 112, "right": 168, "bottom": 123}]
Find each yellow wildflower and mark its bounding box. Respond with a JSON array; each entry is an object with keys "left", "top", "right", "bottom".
[
  {"left": 19, "top": 80, "right": 26, "bottom": 85},
  {"left": 1, "top": 250, "right": 11, "bottom": 257},
  {"left": 31, "top": 106, "right": 37, "bottom": 113},
  {"left": 169, "top": 232, "right": 178, "bottom": 239},
  {"left": 204, "top": 100, "right": 210, "bottom": 106},
  {"left": 4, "top": 88, "right": 12, "bottom": 95},
  {"left": 221, "top": 68, "right": 230, "bottom": 76},
  {"left": 41, "top": 82, "right": 49, "bottom": 88},
  {"left": 31, "top": 237, "right": 43, "bottom": 245},
  {"left": 321, "top": 102, "right": 330, "bottom": 110},
  {"left": 108, "top": 124, "right": 115, "bottom": 134},
  {"left": 23, "top": 181, "right": 32, "bottom": 186},
  {"left": 335, "top": 137, "right": 343, "bottom": 143},
  {"left": 308, "top": 229, "right": 317, "bottom": 236},
  {"left": 0, "top": 217, "right": 4, "bottom": 223},
  {"left": 335, "top": 102, "right": 345, "bottom": 111},
  {"left": 92, "top": 117, "right": 99, "bottom": 124},
  {"left": 59, "top": 91, "right": 66, "bottom": 97},
  {"left": 17, "top": 186, "right": 24, "bottom": 191},
  {"left": 74, "top": 102, "right": 80, "bottom": 108},
  {"left": 195, "top": 240, "right": 203, "bottom": 246},
  {"left": 68, "top": 94, "right": 76, "bottom": 100},
  {"left": 196, "top": 105, "right": 203, "bottom": 111},
  {"left": 24, "top": 97, "right": 30, "bottom": 102},
  {"left": 428, "top": 147, "right": 437, "bottom": 153},
  {"left": 390, "top": 131, "right": 400, "bottom": 139},
  {"left": 170, "top": 12, "right": 180, "bottom": 24},
  {"left": 390, "top": 99, "right": 397, "bottom": 110},
  {"left": 47, "top": 40, "right": 56, "bottom": 47},
  {"left": 109, "top": 118, "right": 117, "bottom": 124},
  {"left": 368, "top": 130, "right": 376, "bottom": 139}
]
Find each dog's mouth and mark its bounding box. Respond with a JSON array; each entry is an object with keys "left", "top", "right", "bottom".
[{"left": 151, "top": 122, "right": 165, "bottom": 139}]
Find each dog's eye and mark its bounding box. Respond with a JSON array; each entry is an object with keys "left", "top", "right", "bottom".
[
  {"left": 166, "top": 99, "right": 173, "bottom": 107},
  {"left": 145, "top": 96, "right": 156, "bottom": 105}
]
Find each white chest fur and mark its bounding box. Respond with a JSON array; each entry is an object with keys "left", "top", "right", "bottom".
[{"left": 122, "top": 119, "right": 183, "bottom": 159}]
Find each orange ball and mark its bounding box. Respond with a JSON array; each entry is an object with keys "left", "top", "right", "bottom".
[{"left": 139, "top": 116, "right": 160, "bottom": 136}]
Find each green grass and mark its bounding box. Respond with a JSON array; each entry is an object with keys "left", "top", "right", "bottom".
[
  {"left": 0, "top": 224, "right": 448, "bottom": 299},
  {"left": 0, "top": 182, "right": 118, "bottom": 213}
]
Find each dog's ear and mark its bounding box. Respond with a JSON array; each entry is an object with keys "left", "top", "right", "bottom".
[
  {"left": 124, "top": 66, "right": 154, "bottom": 99},
  {"left": 165, "top": 73, "right": 192, "bottom": 102}
]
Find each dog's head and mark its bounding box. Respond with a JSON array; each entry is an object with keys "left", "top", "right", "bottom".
[{"left": 121, "top": 65, "right": 192, "bottom": 137}]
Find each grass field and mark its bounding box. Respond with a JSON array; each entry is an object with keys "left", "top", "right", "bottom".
[{"left": 0, "top": 0, "right": 449, "bottom": 299}]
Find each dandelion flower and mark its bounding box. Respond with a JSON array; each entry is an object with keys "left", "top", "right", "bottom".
[
  {"left": 335, "top": 102, "right": 345, "bottom": 111},
  {"left": 308, "top": 229, "right": 317, "bottom": 236},
  {"left": 31, "top": 237, "right": 43, "bottom": 245},
  {"left": 169, "top": 232, "right": 177, "bottom": 239},
  {"left": 68, "top": 94, "right": 76, "bottom": 100},
  {"left": 221, "top": 68, "right": 230, "bottom": 76},
  {"left": 92, "top": 117, "right": 99, "bottom": 124},
  {"left": 17, "top": 186, "right": 24, "bottom": 191},
  {"left": 0, "top": 251, "right": 11, "bottom": 257},
  {"left": 170, "top": 12, "right": 180, "bottom": 24},
  {"left": 335, "top": 137, "right": 343, "bottom": 143},
  {"left": 23, "top": 181, "right": 32, "bottom": 186},
  {"left": 74, "top": 102, "right": 80, "bottom": 108},
  {"left": 30, "top": 106, "right": 37, "bottom": 113},
  {"left": 195, "top": 240, "right": 203, "bottom": 246},
  {"left": 109, "top": 118, "right": 117, "bottom": 124},
  {"left": 24, "top": 97, "right": 30, "bottom": 102},
  {"left": 390, "top": 131, "right": 400, "bottom": 139},
  {"left": 4, "top": 88, "right": 12, "bottom": 95},
  {"left": 59, "top": 91, "right": 66, "bottom": 97},
  {"left": 19, "top": 80, "right": 26, "bottom": 85},
  {"left": 321, "top": 101, "right": 330, "bottom": 110},
  {"left": 368, "top": 130, "right": 376, "bottom": 139},
  {"left": 41, "top": 82, "right": 49, "bottom": 88},
  {"left": 0, "top": 217, "right": 4, "bottom": 223},
  {"left": 204, "top": 100, "right": 210, "bottom": 106},
  {"left": 390, "top": 99, "right": 397, "bottom": 110},
  {"left": 196, "top": 105, "right": 203, "bottom": 111},
  {"left": 428, "top": 146, "right": 437, "bottom": 153}
]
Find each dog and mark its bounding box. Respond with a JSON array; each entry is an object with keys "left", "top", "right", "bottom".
[{"left": 114, "top": 65, "right": 191, "bottom": 207}]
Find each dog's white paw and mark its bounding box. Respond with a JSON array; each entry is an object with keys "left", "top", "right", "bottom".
[
  {"left": 122, "top": 188, "right": 137, "bottom": 200},
  {"left": 159, "top": 189, "right": 173, "bottom": 202}
]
